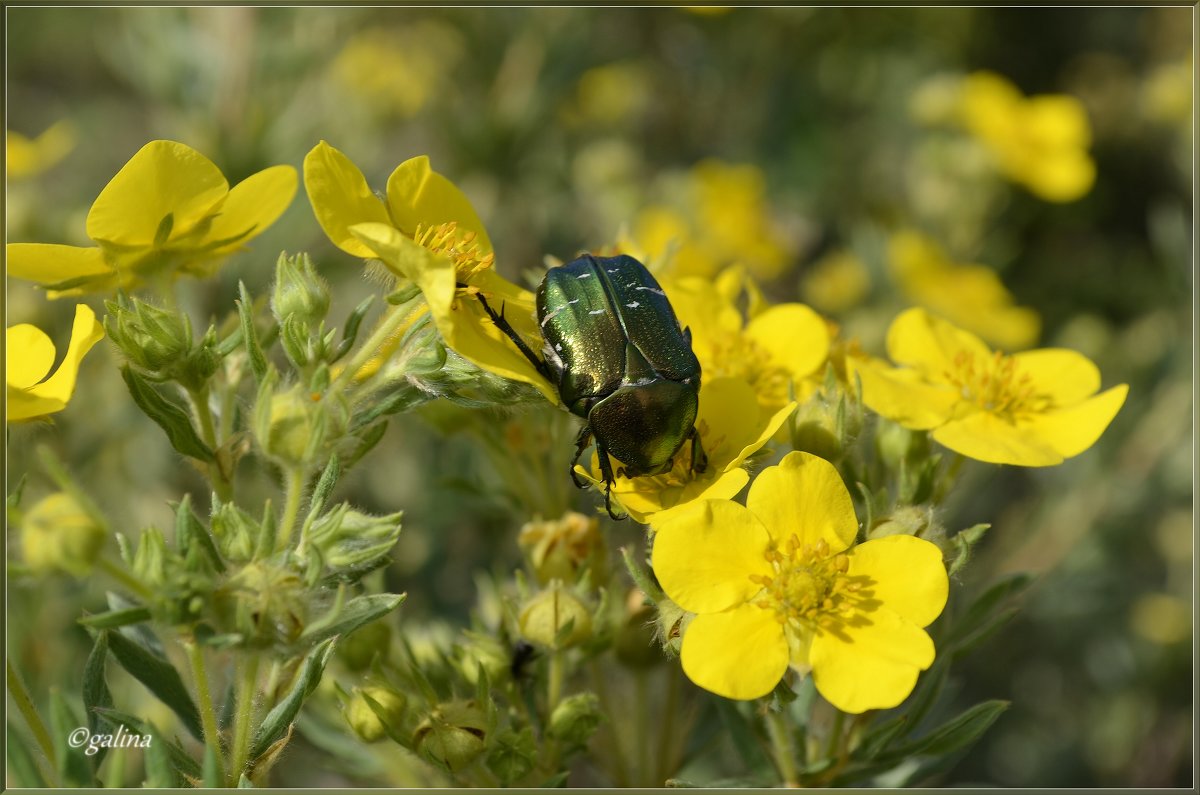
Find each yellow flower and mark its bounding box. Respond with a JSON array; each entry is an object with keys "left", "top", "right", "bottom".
[
  {"left": 331, "top": 24, "right": 462, "bottom": 119},
  {"left": 575, "top": 378, "right": 795, "bottom": 523},
  {"left": 562, "top": 61, "right": 653, "bottom": 128},
  {"left": 630, "top": 160, "right": 792, "bottom": 281},
  {"left": 800, "top": 248, "right": 872, "bottom": 315},
  {"left": 652, "top": 451, "right": 949, "bottom": 712},
  {"left": 7, "top": 140, "right": 297, "bottom": 296},
  {"left": 956, "top": 71, "right": 1095, "bottom": 202},
  {"left": 7, "top": 120, "right": 75, "bottom": 179},
  {"left": 7, "top": 304, "right": 105, "bottom": 422},
  {"left": 303, "top": 141, "right": 556, "bottom": 403},
  {"left": 665, "top": 267, "right": 830, "bottom": 414},
  {"left": 854, "top": 308, "right": 1127, "bottom": 466},
  {"left": 888, "top": 229, "right": 1040, "bottom": 351}
]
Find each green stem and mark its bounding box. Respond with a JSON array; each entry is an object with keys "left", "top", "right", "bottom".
[
  {"left": 654, "top": 667, "right": 681, "bottom": 784},
  {"left": 635, "top": 670, "right": 650, "bottom": 785},
  {"left": 547, "top": 649, "right": 565, "bottom": 715},
  {"left": 330, "top": 302, "right": 415, "bottom": 395},
  {"left": 766, "top": 706, "right": 800, "bottom": 788},
  {"left": 6, "top": 660, "right": 60, "bottom": 787},
  {"left": 228, "top": 653, "right": 261, "bottom": 786},
  {"left": 189, "top": 385, "right": 233, "bottom": 502},
  {"left": 276, "top": 467, "right": 307, "bottom": 553},
  {"left": 590, "top": 659, "right": 629, "bottom": 787},
  {"left": 825, "top": 708, "right": 845, "bottom": 764},
  {"left": 96, "top": 556, "right": 153, "bottom": 600},
  {"left": 186, "top": 642, "right": 225, "bottom": 786}
]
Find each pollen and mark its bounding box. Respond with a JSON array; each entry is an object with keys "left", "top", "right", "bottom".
[
  {"left": 750, "top": 535, "right": 863, "bottom": 631},
  {"left": 414, "top": 221, "right": 495, "bottom": 284},
  {"left": 709, "top": 335, "right": 791, "bottom": 409},
  {"left": 943, "top": 349, "right": 1048, "bottom": 416}
]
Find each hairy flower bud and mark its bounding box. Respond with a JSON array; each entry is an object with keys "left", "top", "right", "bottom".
[
  {"left": 308, "top": 504, "right": 403, "bottom": 571},
  {"left": 518, "top": 584, "right": 592, "bottom": 650},
  {"left": 210, "top": 502, "right": 258, "bottom": 563},
  {"left": 614, "top": 590, "right": 663, "bottom": 668},
  {"left": 517, "top": 512, "right": 604, "bottom": 586},
  {"left": 344, "top": 684, "right": 407, "bottom": 743},
  {"left": 105, "top": 295, "right": 192, "bottom": 375},
  {"left": 339, "top": 621, "right": 392, "bottom": 672},
  {"left": 272, "top": 252, "right": 331, "bottom": 327},
  {"left": 869, "top": 505, "right": 931, "bottom": 540},
  {"left": 21, "top": 492, "right": 106, "bottom": 576},
  {"left": 413, "top": 701, "right": 488, "bottom": 772},
  {"left": 547, "top": 692, "right": 603, "bottom": 747}
]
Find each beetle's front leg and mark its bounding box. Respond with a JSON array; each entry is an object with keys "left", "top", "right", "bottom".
[
  {"left": 569, "top": 424, "right": 593, "bottom": 489},
  {"left": 689, "top": 425, "right": 708, "bottom": 474},
  {"left": 467, "top": 286, "right": 557, "bottom": 383},
  {"left": 594, "top": 440, "right": 626, "bottom": 521}
]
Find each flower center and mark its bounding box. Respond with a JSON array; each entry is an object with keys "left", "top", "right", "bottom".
[
  {"left": 944, "top": 349, "right": 1047, "bottom": 416},
  {"left": 414, "top": 221, "right": 495, "bottom": 285},
  {"left": 709, "top": 334, "right": 792, "bottom": 409},
  {"left": 749, "top": 536, "right": 862, "bottom": 631}
]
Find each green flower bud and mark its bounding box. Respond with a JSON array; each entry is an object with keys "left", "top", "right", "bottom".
[
  {"left": 216, "top": 561, "right": 306, "bottom": 647},
  {"left": 519, "top": 584, "right": 592, "bottom": 650},
  {"left": 272, "top": 252, "right": 330, "bottom": 327},
  {"left": 338, "top": 621, "right": 392, "bottom": 672},
  {"left": 614, "top": 590, "right": 662, "bottom": 669},
  {"left": 654, "top": 598, "right": 687, "bottom": 657},
  {"left": 256, "top": 385, "right": 319, "bottom": 468},
  {"left": 344, "top": 685, "right": 407, "bottom": 743},
  {"left": 21, "top": 493, "right": 106, "bottom": 576},
  {"left": 547, "top": 692, "right": 603, "bottom": 747},
  {"left": 455, "top": 632, "right": 511, "bottom": 687},
  {"left": 210, "top": 502, "right": 258, "bottom": 563},
  {"left": 518, "top": 512, "right": 604, "bottom": 586},
  {"left": 105, "top": 296, "right": 192, "bottom": 375},
  {"left": 131, "top": 527, "right": 170, "bottom": 587},
  {"left": 308, "top": 504, "right": 403, "bottom": 571},
  {"left": 413, "top": 701, "right": 488, "bottom": 772},
  {"left": 869, "top": 505, "right": 930, "bottom": 540},
  {"left": 876, "top": 419, "right": 930, "bottom": 471}
]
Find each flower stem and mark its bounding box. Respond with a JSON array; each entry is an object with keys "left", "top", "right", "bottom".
[
  {"left": 825, "top": 708, "right": 845, "bottom": 764},
  {"left": 228, "top": 653, "right": 261, "bottom": 786},
  {"left": 6, "top": 660, "right": 60, "bottom": 787},
  {"left": 185, "top": 641, "right": 225, "bottom": 786},
  {"left": 330, "top": 302, "right": 416, "bottom": 396},
  {"left": 635, "top": 670, "right": 650, "bottom": 784},
  {"left": 654, "top": 667, "right": 681, "bottom": 784},
  {"left": 275, "top": 467, "right": 306, "bottom": 553},
  {"left": 766, "top": 706, "right": 800, "bottom": 788},
  {"left": 189, "top": 385, "right": 233, "bottom": 502},
  {"left": 590, "top": 659, "right": 629, "bottom": 787}
]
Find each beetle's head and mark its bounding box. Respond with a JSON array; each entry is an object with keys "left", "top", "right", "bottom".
[{"left": 588, "top": 378, "right": 698, "bottom": 478}]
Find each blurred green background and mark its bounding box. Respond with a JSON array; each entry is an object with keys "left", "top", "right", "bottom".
[{"left": 7, "top": 7, "right": 1192, "bottom": 787}]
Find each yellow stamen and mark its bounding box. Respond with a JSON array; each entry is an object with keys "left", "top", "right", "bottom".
[
  {"left": 750, "top": 537, "right": 866, "bottom": 635},
  {"left": 413, "top": 221, "right": 496, "bottom": 284},
  {"left": 943, "top": 349, "right": 1047, "bottom": 417}
]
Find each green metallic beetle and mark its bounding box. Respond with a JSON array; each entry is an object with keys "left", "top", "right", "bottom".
[{"left": 475, "top": 253, "right": 707, "bottom": 517}]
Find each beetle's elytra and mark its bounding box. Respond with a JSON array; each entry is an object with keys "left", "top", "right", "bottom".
[{"left": 475, "top": 253, "right": 707, "bottom": 518}]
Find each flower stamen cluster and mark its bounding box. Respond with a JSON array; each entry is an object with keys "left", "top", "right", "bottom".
[
  {"left": 750, "top": 537, "right": 861, "bottom": 631},
  {"left": 708, "top": 334, "right": 792, "bottom": 409},
  {"left": 945, "top": 349, "right": 1045, "bottom": 417},
  {"left": 414, "top": 221, "right": 495, "bottom": 285}
]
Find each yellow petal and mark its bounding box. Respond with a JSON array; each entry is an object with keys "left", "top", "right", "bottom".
[
  {"left": 86, "top": 140, "right": 228, "bottom": 246},
  {"left": 304, "top": 140, "right": 391, "bottom": 258},
  {"left": 652, "top": 499, "right": 772, "bottom": 614},
  {"left": 35, "top": 304, "right": 105, "bottom": 403},
  {"left": 6, "top": 324, "right": 56, "bottom": 388},
  {"left": 1024, "top": 95, "right": 1091, "bottom": 149},
  {"left": 809, "top": 605, "right": 936, "bottom": 713},
  {"left": 887, "top": 307, "right": 992, "bottom": 380},
  {"left": 1020, "top": 384, "right": 1128, "bottom": 460},
  {"left": 746, "top": 451, "right": 859, "bottom": 552},
  {"left": 744, "top": 303, "right": 830, "bottom": 381},
  {"left": 932, "top": 410, "right": 1062, "bottom": 466},
  {"left": 1011, "top": 348, "right": 1100, "bottom": 405},
  {"left": 698, "top": 377, "right": 794, "bottom": 469},
  {"left": 6, "top": 244, "right": 112, "bottom": 286},
  {"left": 681, "top": 603, "right": 790, "bottom": 701},
  {"left": 385, "top": 155, "right": 493, "bottom": 253},
  {"left": 611, "top": 466, "right": 749, "bottom": 525},
  {"left": 853, "top": 358, "right": 959, "bottom": 430},
  {"left": 1022, "top": 150, "right": 1095, "bottom": 203},
  {"left": 205, "top": 165, "right": 298, "bottom": 254},
  {"left": 847, "top": 535, "right": 948, "bottom": 628}
]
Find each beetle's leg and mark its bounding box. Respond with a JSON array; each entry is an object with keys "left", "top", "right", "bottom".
[
  {"left": 689, "top": 426, "right": 709, "bottom": 474},
  {"left": 468, "top": 287, "right": 557, "bottom": 383},
  {"left": 594, "top": 440, "right": 626, "bottom": 521},
  {"left": 569, "top": 424, "right": 593, "bottom": 489}
]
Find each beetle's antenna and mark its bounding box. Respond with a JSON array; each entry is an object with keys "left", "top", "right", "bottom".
[{"left": 468, "top": 288, "right": 557, "bottom": 383}]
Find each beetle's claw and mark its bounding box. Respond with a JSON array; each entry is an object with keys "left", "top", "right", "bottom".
[{"left": 603, "top": 482, "right": 626, "bottom": 521}]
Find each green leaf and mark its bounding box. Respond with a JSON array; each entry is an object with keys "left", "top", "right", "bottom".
[
  {"left": 879, "top": 700, "right": 1009, "bottom": 762},
  {"left": 7, "top": 721, "right": 49, "bottom": 787},
  {"left": 82, "top": 632, "right": 114, "bottom": 768},
  {"left": 945, "top": 573, "right": 1034, "bottom": 653},
  {"left": 7, "top": 660, "right": 57, "bottom": 776},
  {"left": 619, "top": 546, "right": 665, "bottom": 603},
  {"left": 120, "top": 366, "right": 214, "bottom": 462},
  {"left": 948, "top": 523, "right": 990, "bottom": 577},
  {"left": 143, "top": 721, "right": 181, "bottom": 787},
  {"left": 175, "top": 494, "right": 224, "bottom": 572},
  {"left": 858, "top": 662, "right": 948, "bottom": 760},
  {"left": 250, "top": 638, "right": 336, "bottom": 760},
  {"left": 104, "top": 631, "right": 203, "bottom": 741},
  {"left": 238, "top": 281, "right": 269, "bottom": 381},
  {"left": 78, "top": 605, "right": 152, "bottom": 630},
  {"left": 540, "top": 770, "right": 571, "bottom": 787},
  {"left": 344, "top": 421, "right": 388, "bottom": 468},
  {"left": 309, "top": 455, "right": 341, "bottom": 519},
  {"left": 49, "top": 689, "right": 92, "bottom": 786},
  {"left": 92, "top": 707, "right": 201, "bottom": 780},
  {"left": 202, "top": 742, "right": 222, "bottom": 787},
  {"left": 299, "top": 593, "right": 406, "bottom": 645},
  {"left": 713, "top": 699, "right": 771, "bottom": 772},
  {"left": 486, "top": 727, "right": 536, "bottom": 786},
  {"left": 333, "top": 295, "right": 376, "bottom": 361}
]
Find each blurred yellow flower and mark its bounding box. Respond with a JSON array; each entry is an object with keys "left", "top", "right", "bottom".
[
  {"left": 332, "top": 25, "right": 462, "bottom": 119},
  {"left": 888, "top": 229, "right": 1040, "bottom": 350},
  {"left": 666, "top": 267, "right": 830, "bottom": 413},
  {"left": 956, "top": 71, "right": 1096, "bottom": 202},
  {"left": 6, "top": 120, "right": 75, "bottom": 179},
  {"left": 630, "top": 160, "right": 792, "bottom": 280},
  {"left": 652, "top": 451, "right": 948, "bottom": 712},
  {"left": 574, "top": 378, "right": 795, "bottom": 523},
  {"left": 304, "top": 141, "right": 556, "bottom": 402},
  {"left": 1142, "top": 52, "right": 1193, "bottom": 131},
  {"left": 854, "top": 308, "right": 1127, "bottom": 466},
  {"left": 562, "top": 61, "right": 653, "bottom": 128},
  {"left": 21, "top": 492, "right": 107, "bottom": 576},
  {"left": 800, "top": 248, "right": 872, "bottom": 314},
  {"left": 7, "top": 304, "right": 104, "bottom": 423},
  {"left": 7, "top": 140, "right": 297, "bottom": 296}
]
